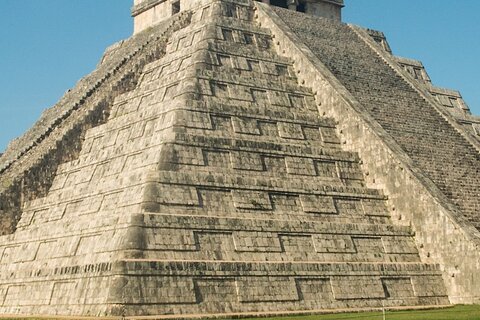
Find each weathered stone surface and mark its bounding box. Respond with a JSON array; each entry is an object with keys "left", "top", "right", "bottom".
[{"left": 1, "top": 0, "right": 478, "bottom": 316}]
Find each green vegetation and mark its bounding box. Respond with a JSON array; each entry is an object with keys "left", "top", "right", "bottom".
[
  {"left": 242, "top": 305, "right": 480, "bottom": 320},
  {"left": 1, "top": 306, "right": 480, "bottom": 320}
]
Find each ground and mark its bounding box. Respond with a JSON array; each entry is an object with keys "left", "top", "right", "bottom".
[{"left": 2, "top": 305, "right": 480, "bottom": 320}]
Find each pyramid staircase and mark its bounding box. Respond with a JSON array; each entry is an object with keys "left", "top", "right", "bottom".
[{"left": 0, "top": 0, "right": 448, "bottom": 316}]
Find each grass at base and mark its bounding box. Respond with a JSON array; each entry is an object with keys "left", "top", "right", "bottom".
[
  {"left": 1, "top": 305, "right": 480, "bottom": 320},
  {"left": 242, "top": 305, "right": 480, "bottom": 320}
]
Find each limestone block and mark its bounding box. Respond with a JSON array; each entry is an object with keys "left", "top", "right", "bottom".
[
  {"left": 179, "top": 111, "right": 213, "bottom": 129},
  {"left": 335, "top": 198, "right": 363, "bottom": 215},
  {"left": 279, "top": 234, "right": 315, "bottom": 254},
  {"left": 382, "top": 236, "right": 418, "bottom": 254},
  {"left": 289, "top": 94, "right": 306, "bottom": 109},
  {"left": 232, "top": 56, "right": 250, "bottom": 71},
  {"left": 203, "top": 149, "right": 231, "bottom": 167},
  {"left": 314, "top": 160, "right": 338, "bottom": 178},
  {"left": 320, "top": 126, "right": 340, "bottom": 144},
  {"left": 233, "top": 231, "right": 282, "bottom": 252},
  {"left": 352, "top": 237, "right": 384, "bottom": 254},
  {"left": 313, "top": 234, "right": 356, "bottom": 253},
  {"left": 49, "top": 172, "right": 69, "bottom": 191},
  {"left": 210, "top": 81, "right": 230, "bottom": 98},
  {"left": 411, "top": 276, "right": 448, "bottom": 297},
  {"left": 172, "top": 145, "right": 206, "bottom": 166},
  {"left": 147, "top": 229, "right": 197, "bottom": 251},
  {"left": 50, "top": 281, "right": 81, "bottom": 305},
  {"left": 269, "top": 91, "right": 291, "bottom": 107},
  {"left": 100, "top": 191, "right": 125, "bottom": 211},
  {"left": 232, "top": 190, "right": 272, "bottom": 210},
  {"left": 302, "top": 126, "right": 322, "bottom": 141},
  {"left": 0, "top": 242, "right": 37, "bottom": 264},
  {"left": 36, "top": 238, "right": 77, "bottom": 259},
  {"left": 300, "top": 195, "right": 337, "bottom": 214},
  {"left": 65, "top": 194, "right": 104, "bottom": 217},
  {"left": 331, "top": 277, "right": 386, "bottom": 300},
  {"left": 75, "top": 234, "right": 105, "bottom": 255},
  {"left": 236, "top": 277, "right": 299, "bottom": 302},
  {"left": 121, "top": 276, "right": 197, "bottom": 304},
  {"left": 278, "top": 122, "right": 304, "bottom": 140},
  {"left": 362, "top": 199, "right": 390, "bottom": 217},
  {"left": 231, "top": 117, "right": 260, "bottom": 135},
  {"left": 195, "top": 278, "right": 238, "bottom": 303},
  {"left": 263, "top": 156, "right": 287, "bottom": 173},
  {"left": 220, "top": 27, "right": 235, "bottom": 42},
  {"left": 195, "top": 232, "right": 234, "bottom": 253},
  {"left": 381, "top": 277, "right": 415, "bottom": 298},
  {"left": 211, "top": 115, "right": 233, "bottom": 132},
  {"left": 63, "top": 168, "right": 95, "bottom": 187},
  {"left": 250, "top": 88, "right": 269, "bottom": 103},
  {"left": 285, "top": 157, "right": 316, "bottom": 175},
  {"left": 230, "top": 151, "right": 263, "bottom": 171},
  {"left": 337, "top": 161, "right": 364, "bottom": 181},
  {"left": 158, "top": 185, "right": 199, "bottom": 206},
  {"left": 3, "top": 285, "right": 31, "bottom": 306},
  {"left": 215, "top": 53, "right": 232, "bottom": 68},
  {"left": 296, "top": 278, "right": 333, "bottom": 302}
]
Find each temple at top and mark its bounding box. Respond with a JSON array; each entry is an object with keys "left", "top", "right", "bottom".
[{"left": 132, "top": 0, "right": 344, "bottom": 33}]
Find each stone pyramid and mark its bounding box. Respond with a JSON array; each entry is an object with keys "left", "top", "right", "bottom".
[{"left": 0, "top": 0, "right": 479, "bottom": 317}]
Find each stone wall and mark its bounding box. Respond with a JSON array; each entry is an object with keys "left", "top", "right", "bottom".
[
  {"left": 256, "top": 3, "right": 480, "bottom": 303},
  {"left": 0, "top": 0, "right": 468, "bottom": 316}
]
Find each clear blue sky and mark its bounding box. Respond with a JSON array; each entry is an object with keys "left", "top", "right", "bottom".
[{"left": 0, "top": 0, "right": 479, "bottom": 152}]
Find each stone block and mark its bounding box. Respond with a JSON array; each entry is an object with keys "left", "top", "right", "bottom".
[
  {"left": 232, "top": 190, "right": 272, "bottom": 210},
  {"left": 285, "top": 157, "right": 316, "bottom": 175},
  {"left": 313, "top": 234, "right": 356, "bottom": 253},
  {"left": 381, "top": 277, "right": 415, "bottom": 298},
  {"left": 236, "top": 277, "right": 299, "bottom": 302},
  {"left": 158, "top": 185, "right": 199, "bottom": 206},
  {"left": 382, "top": 236, "right": 418, "bottom": 254},
  {"left": 231, "top": 117, "right": 260, "bottom": 135},
  {"left": 147, "top": 229, "right": 197, "bottom": 251},
  {"left": 362, "top": 199, "right": 390, "bottom": 217},
  {"left": 300, "top": 195, "right": 337, "bottom": 214},
  {"left": 233, "top": 231, "right": 282, "bottom": 252},
  {"left": 278, "top": 122, "right": 304, "bottom": 140},
  {"left": 331, "top": 277, "right": 386, "bottom": 300},
  {"left": 230, "top": 151, "right": 263, "bottom": 171}
]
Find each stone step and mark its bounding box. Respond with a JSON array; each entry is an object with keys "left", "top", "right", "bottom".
[
  {"left": 144, "top": 213, "right": 412, "bottom": 236},
  {"left": 107, "top": 259, "right": 449, "bottom": 313},
  {"left": 152, "top": 170, "right": 384, "bottom": 199}
]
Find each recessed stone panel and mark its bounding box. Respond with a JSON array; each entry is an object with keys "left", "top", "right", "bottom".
[
  {"left": 332, "top": 277, "right": 385, "bottom": 300},
  {"left": 278, "top": 122, "right": 304, "bottom": 140},
  {"left": 382, "top": 236, "right": 418, "bottom": 254},
  {"left": 233, "top": 231, "right": 282, "bottom": 252},
  {"left": 285, "top": 157, "right": 316, "bottom": 175},
  {"left": 362, "top": 199, "right": 390, "bottom": 217},
  {"left": 382, "top": 278, "right": 414, "bottom": 299},
  {"left": 236, "top": 277, "right": 299, "bottom": 302},
  {"left": 230, "top": 151, "right": 263, "bottom": 171},
  {"left": 158, "top": 185, "right": 199, "bottom": 206},
  {"left": 313, "top": 234, "right": 356, "bottom": 253},
  {"left": 300, "top": 195, "right": 337, "bottom": 214},
  {"left": 232, "top": 190, "right": 272, "bottom": 210},
  {"left": 148, "top": 229, "right": 197, "bottom": 251},
  {"left": 296, "top": 278, "right": 333, "bottom": 303},
  {"left": 231, "top": 117, "right": 260, "bottom": 135}
]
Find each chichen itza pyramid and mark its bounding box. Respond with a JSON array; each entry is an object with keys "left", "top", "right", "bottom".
[{"left": 0, "top": 0, "right": 479, "bottom": 317}]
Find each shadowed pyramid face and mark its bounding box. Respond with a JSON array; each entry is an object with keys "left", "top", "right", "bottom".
[{"left": 2, "top": 0, "right": 480, "bottom": 317}]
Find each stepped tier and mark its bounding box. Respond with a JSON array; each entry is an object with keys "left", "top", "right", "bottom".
[{"left": 3, "top": 0, "right": 478, "bottom": 316}]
